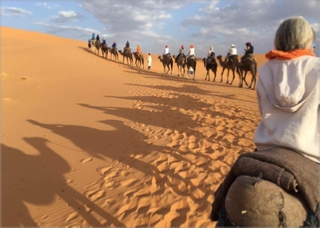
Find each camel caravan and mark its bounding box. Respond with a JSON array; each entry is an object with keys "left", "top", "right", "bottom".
[{"left": 88, "top": 33, "right": 258, "bottom": 89}]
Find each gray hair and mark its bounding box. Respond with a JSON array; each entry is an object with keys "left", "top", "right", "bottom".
[{"left": 274, "top": 16, "right": 315, "bottom": 52}]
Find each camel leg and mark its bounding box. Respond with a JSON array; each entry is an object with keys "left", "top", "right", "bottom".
[
  {"left": 237, "top": 68, "right": 243, "bottom": 87},
  {"left": 205, "top": 71, "right": 210, "bottom": 81},
  {"left": 226, "top": 69, "right": 230, "bottom": 84},
  {"left": 248, "top": 71, "right": 256, "bottom": 90},
  {"left": 243, "top": 71, "right": 249, "bottom": 87},
  {"left": 220, "top": 67, "right": 226, "bottom": 82},
  {"left": 229, "top": 70, "right": 236, "bottom": 85},
  {"left": 213, "top": 69, "right": 217, "bottom": 82}
]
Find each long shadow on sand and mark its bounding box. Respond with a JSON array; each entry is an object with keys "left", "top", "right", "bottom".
[
  {"left": 26, "top": 119, "right": 218, "bottom": 219},
  {"left": 2, "top": 138, "right": 124, "bottom": 226}
]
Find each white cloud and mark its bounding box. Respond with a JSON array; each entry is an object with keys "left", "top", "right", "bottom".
[
  {"left": 1, "top": 7, "right": 32, "bottom": 17},
  {"left": 35, "top": 22, "right": 100, "bottom": 37},
  {"left": 35, "top": 2, "right": 59, "bottom": 9},
  {"left": 38, "top": 0, "right": 318, "bottom": 56},
  {"left": 51, "top": 10, "right": 83, "bottom": 23},
  {"left": 158, "top": 14, "right": 172, "bottom": 19},
  {"left": 180, "top": 0, "right": 320, "bottom": 55}
]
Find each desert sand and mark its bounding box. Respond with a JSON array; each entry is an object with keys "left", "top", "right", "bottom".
[{"left": 1, "top": 26, "right": 267, "bottom": 227}]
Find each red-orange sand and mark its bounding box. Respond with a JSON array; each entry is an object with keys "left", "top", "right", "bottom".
[{"left": 1, "top": 26, "right": 267, "bottom": 227}]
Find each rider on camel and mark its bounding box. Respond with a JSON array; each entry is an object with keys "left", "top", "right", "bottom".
[
  {"left": 112, "top": 41, "right": 117, "bottom": 50},
  {"left": 241, "top": 42, "right": 254, "bottom": 63},
  {"left": 163, "top": 45, "right": 170, "bottom": 58},
  {"left": 175, "top": 45, "right": 185, "bottom": 63},
  {"left": 96, "top": 34, "right": 100, "bottom": 42},
  {"left": 205, "top": 46, "right": 216, "bottom": 66},
  {"left": 136, "top": 45, "right": 142, "bottom": 57},
  {"left": 101, "top": 37, "right": 107, "bottom": 46},
  {"left": 91, "top": 33, "right": 95, "bottom": 40},
  {"left": 227, "top": 44, "right": 237, "bottom": 62},
  {"left": 186, "top": 44, "right": 195, "bottom": 61},
  {"left": 124, "top": 41, "right": 130, "bottom": 52}
]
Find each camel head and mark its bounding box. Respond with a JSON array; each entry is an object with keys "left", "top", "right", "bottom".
[
  {"left": 217, "top": 55, "right": 223, "bottom": 59},
  {"left": 118, "top": 50, "right": 123, "bottom": 54},
  {"left": 172, "top": 55, "right": 176, "bottom": 59},
  {"left": 158, "top": 55, "right": 163, "bottom": 60}
]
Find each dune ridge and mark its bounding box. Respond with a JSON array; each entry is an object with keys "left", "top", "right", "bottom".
[{"left": 2, "top": 26, "right": 264, "bottom": 227}]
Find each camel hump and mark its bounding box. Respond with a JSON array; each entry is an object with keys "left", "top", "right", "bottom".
[
  {"left": 225, "top": 175, "right": 308, "bottom": 226},
  {"left": 124, "top": 47, "right": 131, "bottom": 52}
]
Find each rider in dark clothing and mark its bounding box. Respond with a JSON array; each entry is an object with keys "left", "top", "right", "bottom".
[
  {"left": 126, "top": 41, "right": 130, "bottom": 48},
  {"left": 241, "top": 42, "right": 254, "bottom": 62},
  {"left": 96, "top": 35, "right": 100, "bottom": 41},
  {"left": 112, "top": 41, "right": 117, "bottom": 48}
]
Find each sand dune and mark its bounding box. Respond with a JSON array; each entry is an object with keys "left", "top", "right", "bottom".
[{"left": 2, "top": 26, "right": 266, "bottom": 227}]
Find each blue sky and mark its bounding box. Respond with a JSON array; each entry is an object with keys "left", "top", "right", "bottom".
[{"left": 1, "top": 0, "right": 320, "bottom": 56}]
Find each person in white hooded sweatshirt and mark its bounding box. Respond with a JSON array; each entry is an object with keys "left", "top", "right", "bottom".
[
  {"left": 210, "top": 16, "right": 319, "bottom": 227},
  {"left": 254, "top": 16, "right": 320, "bottom": 164}
]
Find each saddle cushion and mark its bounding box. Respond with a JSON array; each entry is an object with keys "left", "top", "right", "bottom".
[{"left": 225, "top": 175, "right": 308, "bottom": 226}]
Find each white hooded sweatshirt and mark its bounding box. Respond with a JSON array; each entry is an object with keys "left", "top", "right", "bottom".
[{"left": 254, "top": 55, "right": 320, "bottom": 163}]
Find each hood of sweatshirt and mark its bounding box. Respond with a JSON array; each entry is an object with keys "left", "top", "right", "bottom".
[{"left": 258, "top": 55, "right": 319, "bottom": 112}]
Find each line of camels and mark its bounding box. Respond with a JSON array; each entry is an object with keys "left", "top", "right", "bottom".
[{"left": 89, "top": 39, "right": 257, "bottom": 90}]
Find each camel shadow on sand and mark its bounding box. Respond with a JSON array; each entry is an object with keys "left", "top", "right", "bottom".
[
  {"left": 2, "top": 138, "right": 124, "bottom": 227},
  {"left": 26, "top": 118, "right": 218, "bottom": 226}
]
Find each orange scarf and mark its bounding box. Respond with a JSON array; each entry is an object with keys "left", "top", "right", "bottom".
[{"left": 265, "top": 49, "right": 315, "bottom": 60}]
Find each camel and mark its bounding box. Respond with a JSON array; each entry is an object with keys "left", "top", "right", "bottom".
[
  {"left": 216, "top": 55, "right": 238, "bottom": 85},
  {"left": 186, "top": 56, "right": 197, "bottom": 80},
  {"left": 132, "top": 52, "right": 144, "bottom": 68},
  {"left": 101, "top": 43, "right": 108, "bottom": 59},
  {"left": 158, "top": 55, "right": 173, "bottom": 75},
  {"left": 95, "top": 40, "right": 101, "bottom": 56},
  {"left": 107, "top": 47, "right": 119, "bottom": 62},
  {"left": 91, "top": 39, "right": 101, "bottom": 55},
  {"left": 237, "top": 57, "right": 258, "bottom": 89},
  {"left": 118, "top": 49, "right": 133, "bottom": 65},
  {"left": 172, "top": 54, "right": 186, "bottom": 77},
  {"left": 90, "top": 39, "right": 96, "bottom": 53},
  {"left": 202, "top": 58, "right": 217, "bottom": 81}
]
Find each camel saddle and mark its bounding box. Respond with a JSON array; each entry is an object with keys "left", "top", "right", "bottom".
[
  {"left": 135, "top": 52, "right": 142, "bottom": 58},
  {"left": 207, "top": 57, "right": 216, "bottom": 64},
  {"left": 188, "top": 54, "right": 196, "bottom": 60},
  {"left": 227, "top": 55, "right": 237, "bottom": 62},
  {"left": 163, "top": 53, "right": 171, "bottom": 59},
  {"left": 211, "top": 147, "right": 320, "bottom": 227},
  {"left": 241, "top": 54, "right": 255, "bottom": 64},
  {"left": 123, "top": 47, "right": 131, "bottom": 53},
  {"left": 176, "top": 54, "right": 185, "bottom": 62}
]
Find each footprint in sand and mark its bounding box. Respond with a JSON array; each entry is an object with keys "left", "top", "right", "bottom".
[
  {"left": 121, "top": 178, "right": 140, "bottom": 187},
  {"left": 65, "top": 212, "right": 79, "bottom": 222},
  {"left": 157, "top": 162, "right": 171, "bottom": 173},
  {"left": 84, "top": 181, "right": 100, "bottom": 189},
  {"left": 97, "top": 166, "right": 113, "bottom": 176},
  {"left": 66, "top": 179, "right": 73, "bottom": 184},
  {"left": 81, "top": 157, "right": 93, "bottom": 164},
  {"left": 103, "top": 170, "right": 119, "bottom": 180},
  {"left": 84, "top": 189, "right": 106, "bottom": 201}
]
